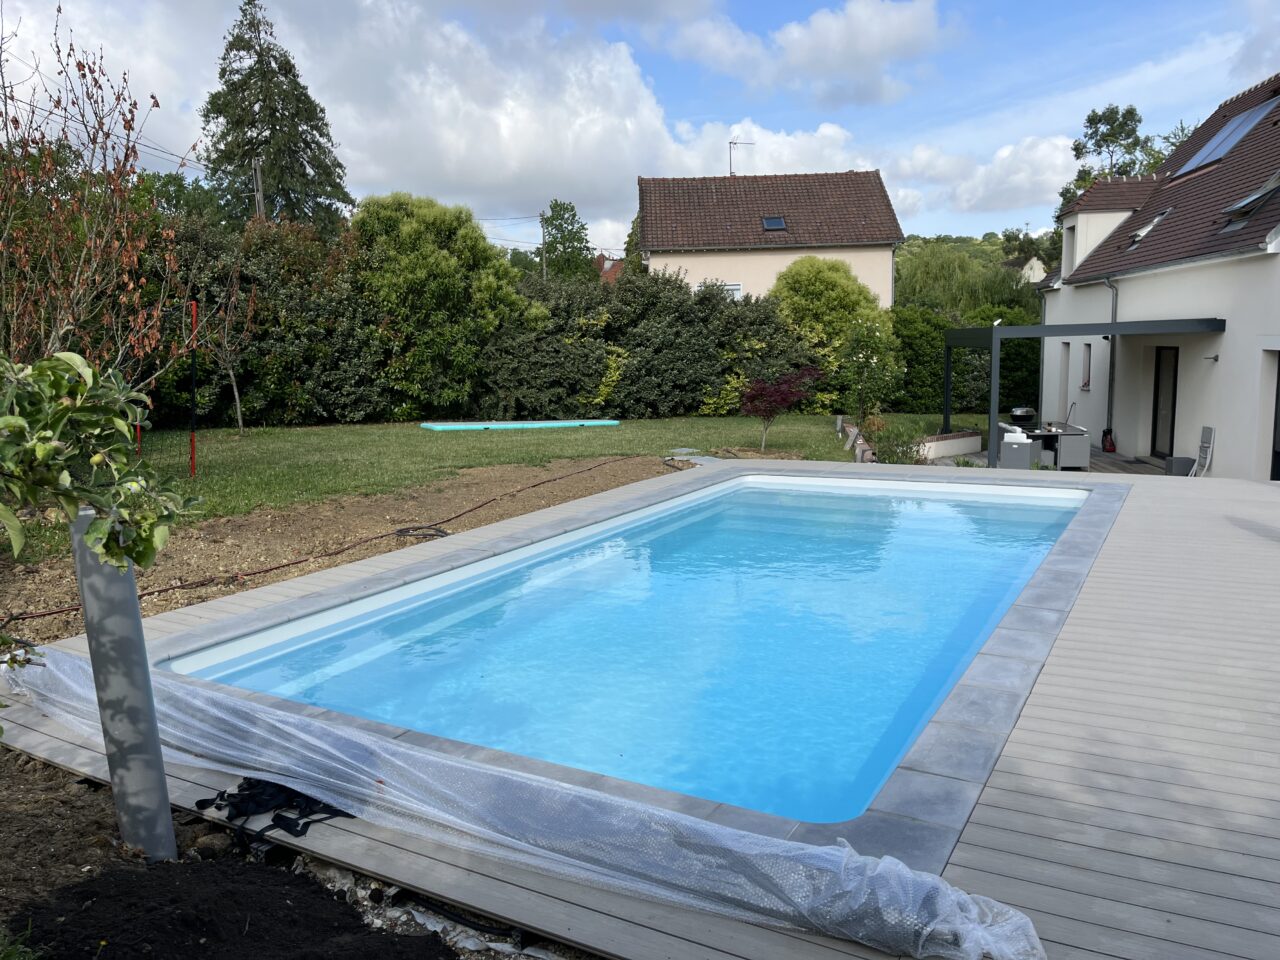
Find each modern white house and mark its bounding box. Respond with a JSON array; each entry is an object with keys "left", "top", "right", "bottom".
[
  {"left": 636, "top": 171, "right": 903, "bottom": 305},
  {"left": 947, "top": 71, "right": 1280, "bottom": 480}
]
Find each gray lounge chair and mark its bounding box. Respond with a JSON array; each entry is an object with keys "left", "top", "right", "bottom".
[{"left": 1188, "top": 426, "right": 1214, "bottom": 477}]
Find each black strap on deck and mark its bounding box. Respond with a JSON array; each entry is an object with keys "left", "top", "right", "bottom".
[{"left": 196, "top": 777, "right": 353, "bottom": 846}]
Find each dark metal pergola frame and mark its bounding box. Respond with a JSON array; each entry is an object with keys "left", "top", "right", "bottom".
[{"left": 942, "top": 317, "right": 1226, "bottom": 467}]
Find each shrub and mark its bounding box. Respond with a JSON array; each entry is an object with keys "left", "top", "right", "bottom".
[
  {"left": 889, "top": 305, "right": 951, "bottom": 414},
  {"left": 867, "top": 420, "right": 928, "bottom": 465},
  {"left": 771, "top": 257, "right": 899, "bottom": 413}
]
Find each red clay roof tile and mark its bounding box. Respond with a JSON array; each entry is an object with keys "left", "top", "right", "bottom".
[{"left": 637, "top": 171, "right": 902, "bottom": 252}]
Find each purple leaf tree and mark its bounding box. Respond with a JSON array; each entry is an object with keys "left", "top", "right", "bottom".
[{"left": 741, "top": 368, "right": 820, "bottom": 451}]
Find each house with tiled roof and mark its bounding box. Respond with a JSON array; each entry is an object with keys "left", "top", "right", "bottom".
[
  {"left": 636, "top": 171, "right": 903, "bottom": 304},
  {"left": 1040, "top": 70, "right": 1280, "bottom": 480}
]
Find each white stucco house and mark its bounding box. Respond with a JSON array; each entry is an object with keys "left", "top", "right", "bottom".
[
  {"left": 636, "top": 171, "right": 903, "bottom": 305},
  {"left": 1034, "top": 72, "right": 1280, "bottom": 481}
]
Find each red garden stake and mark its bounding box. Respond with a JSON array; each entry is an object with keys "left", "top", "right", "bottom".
[{"left": 189, "top": 300, "right": 198, "bottom": 478}]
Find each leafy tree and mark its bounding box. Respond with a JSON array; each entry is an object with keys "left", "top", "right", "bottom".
[
  {"left": 1058, "top": 106, "right": 1193, "bottom": 212},
  {"left": 770, "top": 256, "right": 898, "bottom": 413},
  {"left": 895, "top": 239, "right": 1038, "bottom": 320},
  {"left": 505, "top": 246, "right": 542, "bottom": 276},
  {"left": 200, "top": 0, "right": 353, "bottom": 233},
  {"left": 1075, "top": 104, "right": 1149, "bottom": 177},
  {"left": 1000, "top": 226, "right": 1060, "bottom": 271},
  {"left": 622, "top": 213, "right": 646, "bottom": 273},
  {"left": 538, "top": 199, "right": 596, "bottom": 280},
  {"left": 741, "top": 369, "right": 820, "bottom": 451},
  {"left": 353, "top": 193, "right": 529, "bottom": 418}
]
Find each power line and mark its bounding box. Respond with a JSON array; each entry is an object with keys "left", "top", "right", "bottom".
[
  {"left": 3, "top": 49, "right": 210, "bottom": 173},
  {"left": 475, "top": 214, "right": 540, "bottom": 222},
  {"left": 485, "top": 233, "right": 540, "bottom": 247}
]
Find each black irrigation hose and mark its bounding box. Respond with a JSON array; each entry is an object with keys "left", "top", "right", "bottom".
[{"left": 9, "top": 455, "right": 687, "bottom": 624}]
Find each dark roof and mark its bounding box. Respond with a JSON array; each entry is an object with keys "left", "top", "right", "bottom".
[
  {"left": 1068, "top": 71, "right": 1280, "bottom": 284},
  {"left": 637, "top": 171, "right": 902, "bottom": 253},
  {"left": 1058, "top": 175, "right": 1162, "bottom": 217}
]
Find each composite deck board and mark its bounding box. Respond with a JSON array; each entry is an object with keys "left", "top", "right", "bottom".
[
  {"left": 957, "top": 822, "right": 1280, "bottom": 907},
  {"left": 3, "top": 468, "right": 1279, "bottom": 960},
  {"left": 991, "top": 755, "right": 1280, "bottom": 818}
]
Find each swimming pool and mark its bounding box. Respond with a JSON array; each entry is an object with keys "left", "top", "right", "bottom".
[{"left": 170, "top": 476, "right": 1083, "bottom": 823}]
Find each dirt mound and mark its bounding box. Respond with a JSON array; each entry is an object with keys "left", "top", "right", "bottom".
[{"left": 13, "top": 858, "right": 453, "bottom": 959}]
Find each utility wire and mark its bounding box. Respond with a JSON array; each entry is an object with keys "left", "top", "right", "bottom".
[{"left": 3, "top": 51, "right": 211, "bottom": 173}]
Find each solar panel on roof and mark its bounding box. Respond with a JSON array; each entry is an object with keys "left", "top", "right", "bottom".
[{"left": 1177, "top": 97, "right": 1278, "bottom": 176}]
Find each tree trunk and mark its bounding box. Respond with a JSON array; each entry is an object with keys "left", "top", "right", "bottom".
[
  {"left": 760, "top": 419, "right": 772, "bottom": 451},
  {"left": 223, "top": 354, "right": 245, "bottom": 436}
]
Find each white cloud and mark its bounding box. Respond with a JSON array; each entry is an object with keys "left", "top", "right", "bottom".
[
  {"left": 1232, "top": 0, "right": 1280, "bottom": 87},
  {"left": 948, "top": 136, "right": 1076, "bottom": 212},
  {"left": 888, "top": 144, "right": 975, "bottom": 184},
  {"left": 892, "top": 187, "right": 924, "bottom": 218},
  {"left": 669, "top": 0, "right": 944, "bottom": 104}
]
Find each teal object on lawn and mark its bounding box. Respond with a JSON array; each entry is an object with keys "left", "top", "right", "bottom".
[{"left": 420, "top": 420, "right": 620, "bottom": 431}]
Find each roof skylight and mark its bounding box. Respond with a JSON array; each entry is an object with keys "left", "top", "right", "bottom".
[
  {"left": 1177, "top": 97, "right": 1278, "bottom": 176},
  {"left": 761, "top": 216, "right": 787, "bottom": 231},
  {"left": 1220, "top": 170, "right": 1280, "bottom": 232},
  {"left": 1127, "top": 208, "right": 1172, "bottom": 250}
]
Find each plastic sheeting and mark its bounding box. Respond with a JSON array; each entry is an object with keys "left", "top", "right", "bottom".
[{"left": 8, "top": 648, "right": 1046, "bottom": 960}]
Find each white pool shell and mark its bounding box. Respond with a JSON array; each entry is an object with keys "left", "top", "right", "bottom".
[
  {"left": 132, "top": 462, "right": 1126, "bottom": 867},
  {"left": 167, "top": 475, "right": 1087, "bottom": 677}
]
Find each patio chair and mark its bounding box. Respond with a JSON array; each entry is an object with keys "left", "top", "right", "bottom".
[{"left": 1188, "top": 426, "right": 1215, "bottom": 477}]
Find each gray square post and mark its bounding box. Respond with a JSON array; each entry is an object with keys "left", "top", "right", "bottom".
[{"left": 71, "top": 509, "right": 177, "bottom": 861}]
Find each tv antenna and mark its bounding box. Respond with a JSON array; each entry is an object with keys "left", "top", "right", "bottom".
[{"left": 729, "top": 139, "right": 755, "bottom": 176}]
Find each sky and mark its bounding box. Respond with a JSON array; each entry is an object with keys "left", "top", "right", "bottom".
[{"left": 4, "top": 0, "right": 1279, "bottom": 254}]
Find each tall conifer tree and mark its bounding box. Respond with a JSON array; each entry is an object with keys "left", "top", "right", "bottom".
[{"left": 200, "top": 0, "right": 353, "bottom": 232}]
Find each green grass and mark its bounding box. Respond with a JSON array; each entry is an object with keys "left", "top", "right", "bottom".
[
  {"left": 0, "top": 927, "right": 41, "bottom": 960},
  {"left": 12, "top": 413, "right": 987, "bottom": 563}
]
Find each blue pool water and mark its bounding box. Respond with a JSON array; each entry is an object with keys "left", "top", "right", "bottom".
[
  {"left": 177, "top": 479, "right": 1081, "bottom": 822},
  {"left": 420, "top": 420, "right": 619, "bottom": 431}
]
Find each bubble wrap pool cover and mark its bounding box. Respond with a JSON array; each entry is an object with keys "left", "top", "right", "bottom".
[{"left": 11, "top": 649, "right": 1045, "bottom": 960}]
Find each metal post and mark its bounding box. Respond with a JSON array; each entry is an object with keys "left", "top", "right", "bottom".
[
  {"left": 540, "top": 210, "right": 547, "bottom": 280},
  {"left": 988, "top": 332, "right": 1001, "bottom": 468},
  {"left": 942, "top": 345, "right": 953, "bottom": 436},
  {"left": 189, "top": 301, "right": 197, "bottom": 479},
  {"left": 71, "top": 509, "right": 177, "bottom": 862}
]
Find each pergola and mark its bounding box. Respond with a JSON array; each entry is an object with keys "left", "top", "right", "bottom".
[{"left": 942, "top": 317, "right": 1226, "bottom": 467}]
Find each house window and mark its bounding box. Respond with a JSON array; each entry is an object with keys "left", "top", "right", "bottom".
[
  {"left": 761, "top": 216, "right": 786, "bottom": 231},
  {"left": 1082, "top": 343, "right": 1092, "bottom": 390},
  {"left": 723, "top": 282, "right": 744, "bottom": 300},
  {"left": 1062, "top": 225, "right": 1076, "bottom": 275}
]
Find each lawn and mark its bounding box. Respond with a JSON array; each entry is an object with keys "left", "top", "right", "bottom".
[{"left": 12, "top": 413, "right": 987, "bottom": 562}]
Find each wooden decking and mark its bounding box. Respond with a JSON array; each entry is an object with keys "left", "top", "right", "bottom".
[
  {"left": 1089, "top": 450, "right": 1166, "bottom": 475},
  {"left": 944, "top": 474, "right": 1280, "bottom": 959},
  {"left": 3, "top": 467, "right": 1279, "bottom": 960}
]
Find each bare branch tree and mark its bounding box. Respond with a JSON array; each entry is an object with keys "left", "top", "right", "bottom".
[{"left": 0, "top": 5, "right": 183, "bottom": 386}]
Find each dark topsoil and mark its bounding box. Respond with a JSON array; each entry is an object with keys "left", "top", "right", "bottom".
[{"left": 0, "top": 751, "right": 455, "bottom": 959}]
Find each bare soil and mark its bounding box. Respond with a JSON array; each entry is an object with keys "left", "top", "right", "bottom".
[
  {"left": 0, "top": 751, "right": 455, "bottom": 959},
  {"left": 2, "top": 456, "right": 686, "bottom": 646}
]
